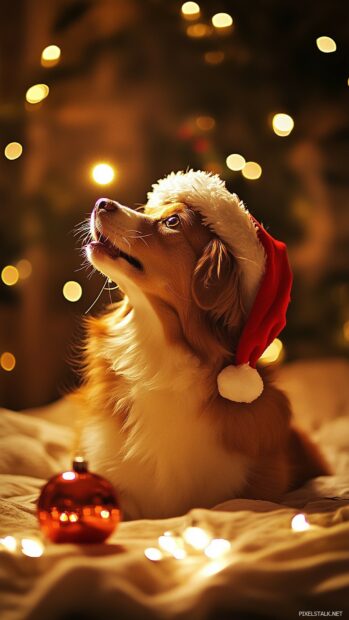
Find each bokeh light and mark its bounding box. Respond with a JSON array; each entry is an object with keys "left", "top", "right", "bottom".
[
  {"left": 186, "top": 23, "right": 209, "bottom": 38},
  {"left": 272, "top": 113, "right": 294, "bottom": 137},
  {"left": 212, "top": 13, "right": 233, "bottom": 29},
  {"left": 0, "top": 352, "right": 16, "bottom": 372},
  {"left": 25, "top": 84, "right": 49, "bottom": 104},
  {"left": 21, "top": 538, "right": 44, "bottom": 557},
  {"left": 181, "top": 2, "right": 200, "bottom": 19},
  {"left": 41, "top": 45, "right": 61, "bottom": 67},
  {"left": 4, "top": 142, "right": 23, "bottom": 160},
  {"left": 62, "top": 281, "right": 82, "bottom": 302},
  {"left": 196, "top": 116, "right": 215, "bottom": 131},
  {"left": 144, "top": 547, "right": 163, "bottom": 561},
  {"left": 291, "top": 514, "right": 310, "bottom": 532},
  {"left": 316, "top": 36, "right": 336, "bottom": 53},
  {"left": 204, "top": 51, "right": 224, "bottom": 65},
  {"left": 91, "top": 163, "right": 115, "bottom": 185},
  {"left": 226, "top": 153, "right": 246, "bottom": 171},
  {"left": 242, "top": 161, "right": 262, "bottom": 180},
  {"left": 258, "top": 338, "right": 284, "bottom": 364},
  {"left": 16, "top": 259, "right": 32, "bottom": 280},
  {"left": 1, "top": 265, "right": 19, "bottom": 286}
]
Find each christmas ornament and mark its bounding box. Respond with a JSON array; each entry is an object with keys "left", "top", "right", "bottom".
[
  {"left": 37, "top": 457, "right": 121, "bottom": 543},
  {"left": 146, "top": 169, "right": 293, "bottom": 403}
]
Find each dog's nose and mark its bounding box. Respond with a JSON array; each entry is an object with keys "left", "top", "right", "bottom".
[{"left": 95, "top": 198, "right": 118, "bottom": 212}]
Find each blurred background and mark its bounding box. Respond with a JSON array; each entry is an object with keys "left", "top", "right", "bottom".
[{"left": 1, "top": 0, "right": 348, "bottom": 410}]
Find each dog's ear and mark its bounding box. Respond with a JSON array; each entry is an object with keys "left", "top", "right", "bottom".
[{"left": 191, "top": 238, "right": 244, "bottom": 328}]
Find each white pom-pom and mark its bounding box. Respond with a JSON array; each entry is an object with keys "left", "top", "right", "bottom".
[{"left": 217, "top": 364, "right": 264, "bottom": 403}]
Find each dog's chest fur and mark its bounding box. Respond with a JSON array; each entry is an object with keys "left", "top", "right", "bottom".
[{"left": 84, "top": 291, "right": 250, "bottom": 519}]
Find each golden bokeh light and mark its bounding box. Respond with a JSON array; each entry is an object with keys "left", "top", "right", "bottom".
[
  {"left": 1, "top": 265, "right": 19, "bottom": 286},
  {"left": 204, "top": 538, "right": 231, "bottom": 559},
  {"left": 291, "top": 514, "right": 310, "bottom": 532},
  {"left": 62, "top": 280, "right": 82, "bottom": 302},
  {"left": 259, "top": 338, "right": 284, "bottom": 365},
  {"left": 204, "top": 50, "right": 224, "bottom": 65},
  {"left": 91, "top": 163, "right": 115, "bottom": 185},
  {"left": 272, "top": 113, "right": 294, "bottom": 137},
  {"left": 183, "top": 526, "right": 211, "bottom": 550},
  {"left": 4, "top": 142, "right": 23, "bottom": 160},
  {"left": 21, "top": 538, "right": 44, "bottom": 557},
  {"left": 196, "top": 116, "right": 215, "bottom": 131},
  {"left": 316, "top": 36, "right": 336, "bottom": 53},
  {"left": 226, "top": 153, "right": 246, "bottom": 171},
  {"left": 16, "top": 259, "right": 32, "bottom": 279},
  {"left": 212, "top": 13, "right": 233, "bottom": 29},
  {"left": 41, "top": 45, "right": 61, "bottom": 67},
  {"left": 25, "top": 84, "right": 49, "bottom": 104},
  {"left": 0, "top": 352, "right": 16, "bottom": 372},
  {"left": 186, "top": 23, "right": 210, "bottom": 38},
  {"left": 144, "top": 547, "right": 163, "bottom": 561},
  {"left": 242, "top": 161, "right": 262, "bottom": 180},
  {"left": 181, "top": 2, "right": 200, "bottom": 19}
]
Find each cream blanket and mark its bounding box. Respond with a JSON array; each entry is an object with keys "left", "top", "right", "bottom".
[{"left": 1, "top": 359, "right": 349, "bottom": 619}]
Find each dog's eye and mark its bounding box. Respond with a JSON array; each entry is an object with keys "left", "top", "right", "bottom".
[{"left": 164, "top": 214, "right": 180, "bottom": 228}]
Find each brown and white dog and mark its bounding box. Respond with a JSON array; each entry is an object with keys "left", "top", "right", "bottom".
[{"left": 76, "top": 170, "right": 329, "bottom": 519}]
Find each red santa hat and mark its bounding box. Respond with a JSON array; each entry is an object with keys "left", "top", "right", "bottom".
[{"left": 147, "top": 170, "right": 292, "bottom": 403}]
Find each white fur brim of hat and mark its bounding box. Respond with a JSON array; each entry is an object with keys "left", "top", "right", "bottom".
[{"left": 147, "top": 169, "right": 266, "bottom": 314}]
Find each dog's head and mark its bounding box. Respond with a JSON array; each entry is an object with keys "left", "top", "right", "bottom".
[{"left": 86, "top": 197, "right": 245, "bottom": 361}]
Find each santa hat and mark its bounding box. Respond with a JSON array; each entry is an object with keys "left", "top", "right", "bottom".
[{"left": 147, "top": 170, "right": 292, "bottom": 403}]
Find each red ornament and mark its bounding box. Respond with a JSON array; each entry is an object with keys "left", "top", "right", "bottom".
[{"left": 37, "top": 457, "right": 121, "bottom": 544}]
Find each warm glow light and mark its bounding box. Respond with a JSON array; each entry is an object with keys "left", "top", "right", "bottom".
[
  {"left": 316, "top": 36, "right": 336, "bottom": 53},
  {"left": 204, "top": 51, "right": 224, "bottom": 65},
  {"left": 4, "top": 142, "right": 23, "bottom": 160},
  {"left": 91, "top": 163, "right": 115, "bottom": 185},
  {"left": 212, "top": 13, "right": 233, "bottom": 29},
  {"left": 25, "top": 84, "right": 49, "bottom": 104},
  {"left": 181, "top": 2, "right": 200, "bottom": 19},
  {"left": 204, "top": 538, "right": 231, "bottom": 559},
  {"left": 258, "top": 338, "right": 284, "bottom": 365},
  {"left": 144, "top": 547, "right": 163, "bottom": 561},
  {"left": 272, "top": 113, "right": 294, "bottom": 137},
  {"left": 21, "top": 538, "right": 44, "bottom": 557},
  {"left": 183, "top": 526, "right": 211, "bottom": 550},
  {"left": 242, "top": 161, "right": 262, "bottom": 180},
  {"left": 291, "top": 514, "right": 310, "bottom": 532},
  {"left": 343, "top": 321, "right": 349, "bottom": 342},
  {"left": 59, "top": 513, "right": 69, "bottom": 522},
  {"left": 200, "top": 559, "right": 227, "bottom": 576},
  {"left": 196, "top": 116, "right": 215, "bottom": 131},
  {"left": 1, "top": 265, "right": 19, "bottom": 286},
  {"left": 62, "top": 281, "right": 82, "bottom": 302},
  {"left": 186, "top": 23, "right": 210, "bottom": 38},
  {"left": 226, "top": 153, "right": 246, "bottom": 171},
  {"left": 172, "top": 548, "right": 187, "bottom": 560},
  {"left": 68, "top": 513, "right": 78, "bottom": 523},
  {"left": 0, "top": 352, "right": 16, "bottom": 372},
  {"left": 158, "top": 532, "right": 185, "bottom": 557},
  {"left": 17, "top": 259, "right": 32, "bottom": 279},
  {"left": 41, "top": 45, "right": 61, "bottom": 67},
  {"left": 100, "top": 510, "right": 110, "bottom": 519},
  {"left": 62, "top": 471, "right": 76, "bottom": 481},
  {"left": 0, "top": 536, "right": 17, "bottom": 552}
]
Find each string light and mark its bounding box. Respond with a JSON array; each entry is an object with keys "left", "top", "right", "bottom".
[
  {"left": 91, "top": 163, "right": 115, "bottom": 185},
  {"left": 1, "top": 265, "right": 19, "bottom": 286},
  {"left": 0, "top": 536, "right": 17, "bottom": 552},
  {"left": 316, "top": 36, "right": 336, "bottom": 53},
  {"left": 211, "top": 13, "right": 233, "bottom": 29},
  {"left": 41, "top": 45, "right": 61, "bottom": 67},
  {"left": 272, "top": 113, "right": 294, "bottom": 137},
  {"left": 144, "top": 547, "right": 163, "bottom": 561},
  {"left": 226, "top": 153, "right": 245, "bottom": 171},
  {"left": 183, "top": 526, "right": 211, "bottom": 550},
  {"left": 258, "top": 338, "right": 284, "bottom": 365},
  {"left": 242, "top": 161, "right": 262, "bottom": 180},
  {"left": 62, "top": 281, "right": 82, "bottom": 302},
  {"left": 0, "top": 352, "right": 16, "bottom": 372},
  {"left": 204, "top": 51, "right": 224, "bottom": 65},
  {"left": 25, "top": 84, "right": 49, "bottom": 104},
  {"left": 4, "top": 142, "right": 23, "bottom": 160},
  {"left": 181, "top": 2, "right": 200, "bottom": 19},
  {"left": 291, "top": 514, "right": 311, "bottom": 532},
  {"left": 204, "top": 538, "right": 231, "bottom": 559},
  {"left": 16, "top": 259, "right": 32, "bottom": 279},
  {"left": 21, "top": 538, "right": 44, "bottom": 557},
  {"left": 186, "top": 23, "right": 210, "bottom": 38}
]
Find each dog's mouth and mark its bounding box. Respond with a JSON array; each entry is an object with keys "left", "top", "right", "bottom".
[{"left": 90, "top": 233, "right": 143, "bottom": 271}]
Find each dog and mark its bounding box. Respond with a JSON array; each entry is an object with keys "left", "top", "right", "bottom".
[{"left": 76, "top": 170, "right": 329, "bottom": 520}]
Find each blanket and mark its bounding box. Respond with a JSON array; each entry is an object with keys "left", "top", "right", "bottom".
[{"left": 1, "top": 359, "right": 349, "bottom": 620}]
